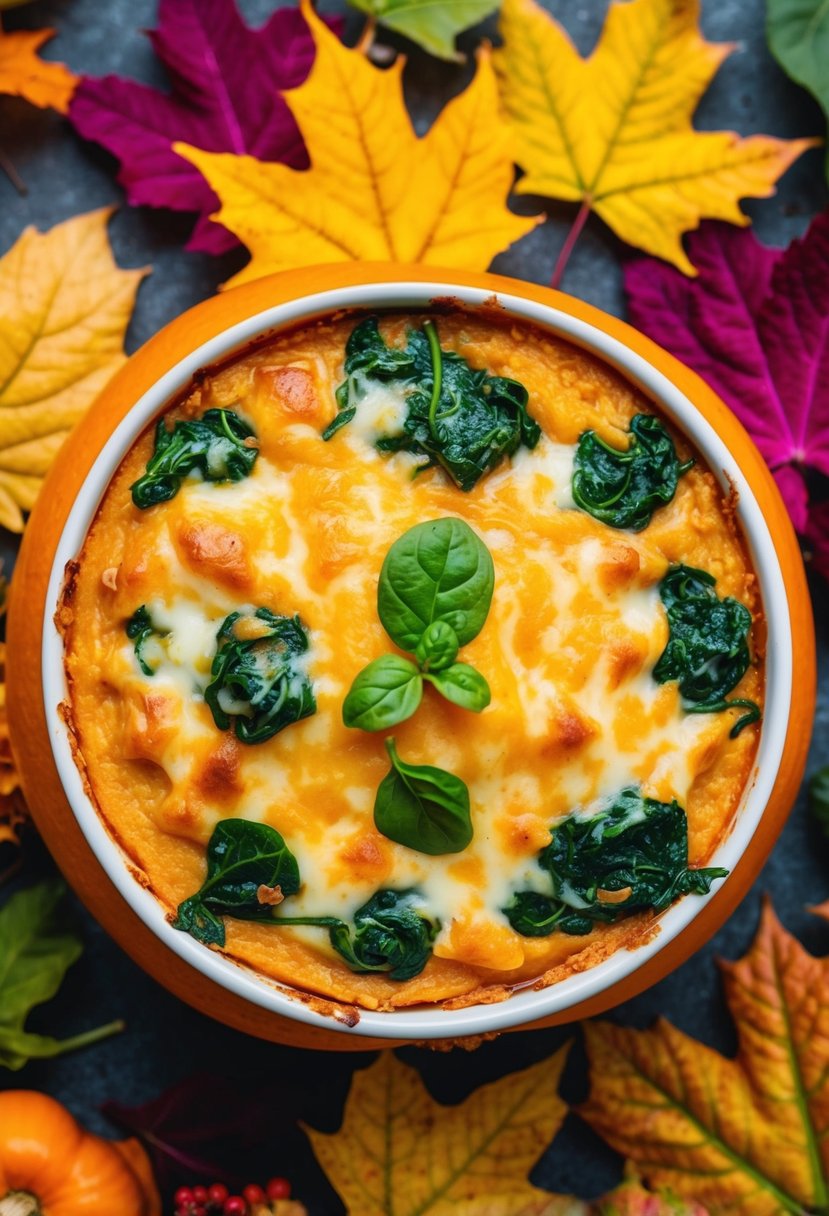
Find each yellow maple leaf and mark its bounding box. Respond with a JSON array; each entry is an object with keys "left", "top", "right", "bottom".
[
  {"left": 303, "top": 1049, "right": 576, "bottom": 1215},
  {"left": 0, "top": 208, "right": 146, "bottom": 532},
  {"left": 0, "top": 22, "right": 77, "bottom": 112},
  {"left": 493, "top": 0, "right": 817, "bottom": 277},
  {"left": 579, "top": 900, "right": 829, "bottom": 1214},
  {"left": 175, "top": 0, "right": 539, "bottom": 289}
]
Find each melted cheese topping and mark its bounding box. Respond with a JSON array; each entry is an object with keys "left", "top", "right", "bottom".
[{"left": 63, "top": 311, "right": 763, "bottom": 1011}]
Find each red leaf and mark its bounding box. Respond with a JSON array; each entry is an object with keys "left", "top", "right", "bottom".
[
  {"left": 624, "top": 214, "right": 829, "bottom": 579},
  {"left": 69, "top": 0, "right": 341, "bottom": 254}
]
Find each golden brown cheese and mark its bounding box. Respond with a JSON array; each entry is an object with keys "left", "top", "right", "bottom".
[{"left": 62, "top": 309, "right": 763, "bottom": 1012}]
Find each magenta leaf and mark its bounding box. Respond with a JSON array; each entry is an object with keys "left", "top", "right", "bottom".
[
  {"left": 69, "top": 0, "right": 340, "bottom": 254},
  {"left": 625, "top": 215, "right": 829, "bottom": 577},
  {"left": 102, "top": 1072, "right": 299, "bottom": 1189}
]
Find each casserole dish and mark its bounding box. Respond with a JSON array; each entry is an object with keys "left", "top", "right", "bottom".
[{"left": 7, "top": 264, "right": 815, "bottom": 1049}]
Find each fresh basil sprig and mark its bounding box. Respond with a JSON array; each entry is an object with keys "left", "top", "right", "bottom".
[
  {"left": 572, "top": 414, "right": 693, "bottom": 531},
  {"left": 375, "top": 738, "right": 473, "bottom": 855},
  {"left": 504, "top": 787, "right": 728, "bottom": 938},
  {"left": 174, "top": 819, "right": 301, "bottom": 947},
  {"left": 343, "top": 519, "right": 494, "bottom": 731},
  {"left": 324, "top": 316, "right": 541, "bottom": 490},
  {"left": 125, "top": 605, "right": 167, "bottom": 676},
  {"left": 131, "top": 407, "right": 258, "bottom": 509},
  {"left": 205, "top": 608, "right": 316, "bottom": 745},
  {"left": 653, "top": 565, "right": 761, "bottom": 737}
]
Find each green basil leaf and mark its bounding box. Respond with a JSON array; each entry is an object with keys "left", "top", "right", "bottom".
[
  {"left": 342, "top": 655, "right": 423, "bottom": 731},
  {"left": 374, "top": 738, "right": 472, "bottom": 855},
  {"left": 0, "top": 883, "right": 122, "bottom": 1070},
  {"left": 347, "top": 0, "right": 497, "bottom": 61},
  {"left": 572, "top": 414, "right": 693, "bottom": 531},
  {"left": 810, "top": 767, "right": 829, "bottom": 838},
  {"left": 204, "top": 608, "right": 316, "bottom": 745},
  {"left": 414, "top": 620, "right": 459, "bottom": 671},
  {"left": 174, "top": 819, "right": 301, "bottom": 947},
  {"left": 329, "top": 316, "right": 540, "bottom": 491},
  {"left": 378, "top": 517, "right": 494, "bottom": 651},
  {"left": 131, "top": 407, "right": 258, "bottom": 509},
  {"left": 504, "top": 787, "right": 728, "bottom": 939},
  {"left": 653, "top": 564, "right": 761, "bottom": 737},
  {"left": 424, "top": 662, "right": 491, "bottom": 712}
]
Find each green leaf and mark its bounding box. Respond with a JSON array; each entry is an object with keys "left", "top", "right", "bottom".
[
  {"left": 414, "top": 620, "right": 459, "bottom": 671},
  {"left": 174, "top": 819, "right": 302, "bottom": 947},
  {"left": 504, "top": 787, "right": 728, "bottom": 939},
  {"left": 348, "top": 0, "right": 499, "bottom": 60},
  {"left": 204, "top": 607, "right": 316, "bottom": 745},
  {"left": 572, "top": 413, "right": 692, "bottom": 531},
  {"left": 375, "top": 738, "right": 473, "bottom": 855},
  {"left": 810, "top": 766, "right": 829, "bottom": 837},
  {"left": 653, "top": 565, "right": 761, "bottom": 737},
  {"left": 378, "top": 516, "right": 494, "bottom": 651},
  {"left": 328, "top": 890, "right": 439, "bottom": 980},
  {"left": 329, "top": 317, "right": 540, "bottom": 491},
  {"left": 0, "top": 882, "right": 122, "bottom": 1070},
  {"left": 131, "top": 407, "right": 258, "bottom": 508},
  {"left": 342, "top": 654, "right": 423, "bottom": 731},
  {"left": 125, "top": 604, "right": 167, "bottom": 676},
  {"left": 424, "top": 661, "right": 491, "bottom": 712},
  {"left": 767, "top": 0, "right": 829, "bottom": 185}
]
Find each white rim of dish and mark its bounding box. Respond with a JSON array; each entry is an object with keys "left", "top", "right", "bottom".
[{"left": 43, "top": 281, "right": 792, "bottom": 1040}]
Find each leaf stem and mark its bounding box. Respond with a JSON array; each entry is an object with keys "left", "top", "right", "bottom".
[
  {"left": 424, "top": 320, "right": 443, "bottom": 442},
  {"left": 355, "top": 15, "right": 377, "bottom": 56},
  {"left": 550, "top": 198, "right": 591, "bottom": 290},
  {"left": 0, "top": 145, "right": 26, "bottom": 195},
  {"left": 56, "top": 1017, "right": 125, "bottom": 1055}
]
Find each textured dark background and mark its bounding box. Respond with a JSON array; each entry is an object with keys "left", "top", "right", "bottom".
[{"left": 0, "top": 0, "right": 827, "bottom": 1208}]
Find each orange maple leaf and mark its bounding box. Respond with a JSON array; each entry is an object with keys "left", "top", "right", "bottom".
[
  {"left": 0, "top": 22, "right": 77, "bottom": 113},
  {"left": 580, "top": 900, "right": 829, "bottom": 1214},
  {"left": 493, "top": 0, "right": 818, "bottom": 279},
  {"left": 175, "top": 0, "right": 539, "bottom": 288}
]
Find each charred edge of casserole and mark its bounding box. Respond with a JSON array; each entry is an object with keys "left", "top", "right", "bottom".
[
  {"left": 54, "top": 558, "right": 81, "bottom": 637},
  {"left": 412, "top": 1031, "right": 502, "bottom": 1052}
]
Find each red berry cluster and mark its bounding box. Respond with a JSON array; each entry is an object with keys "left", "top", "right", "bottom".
[{"left": 174, "top": 1178, "right": 291, "bottom": 1216}]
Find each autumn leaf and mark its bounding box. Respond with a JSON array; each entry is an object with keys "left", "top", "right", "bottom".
[
  {"left": 493, "top": 0, "right": 816, "bottom": 282},
  {"left": 175, "top": 0, "right": 538, "bottom": 288},
  {"left": 767, "top": 0, "right": 829, "bottom": 185},
  {"left": 69, "top": 0, "right": 341, "bottom": 255},
  {"left": 624, "top": 213, "right": 829, "bottom": 581},
  {"left": 0, "top": 208, "right": 146, "bottom": 533},
  {"left": 595, "top": 1180, "right": 709, "bottom": 1215},
  {"left": 349, "top": 0, "right": 498, "bottom": 61},
  {"left": 580, "top": 900, "right": 829, "bottom": 1215},
  {"left": 304, "top": 1049, "right": 574, "bottom": 1215},
  {"left": 0, "top": 635, "right": 26, "bottom": 851},
  {"left": 0, "top": 20, "right": 76, "bottom": 112}
]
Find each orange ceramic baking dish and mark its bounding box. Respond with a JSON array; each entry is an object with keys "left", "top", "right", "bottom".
[{"left": 7, "top": 265, "right": 815, "bottom": 1050}]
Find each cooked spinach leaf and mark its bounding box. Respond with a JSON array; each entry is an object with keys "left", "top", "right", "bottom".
[
  {"left": 374, "top": 738, "right": 473, "bottom": 855},
  {"left": 342, "top": 655, "right": 423, "bottom": 731},
  {"left": 173, "top": 819, "right": 301, "bottom": 947},
  {"left": 504, "top": 786, "right": 728, "bottom": 938},
  {"left": 125, "top": 605, "right": 167, "bottom": 676},
  {"left": 205, "top": 608, "right": 316, "bottom": 745},
  {"left": 325, "top": 316, "right": 540, "bottom": 490},
  {"left": 653, "top": 564, "right": 761, "bottom": 737},
  {"left": 572, "top": 414, "right": 693, "bottom": 531},
  {"left": 378, "top": 517, "right": 494, "bottom": 651},
  {"left": 131, "top": 407, "right": 258, "bottom": 509}
]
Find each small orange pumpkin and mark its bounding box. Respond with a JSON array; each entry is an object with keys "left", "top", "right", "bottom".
[{"left": 0, "top": 1091, "right": 160, "bottom": 1216}]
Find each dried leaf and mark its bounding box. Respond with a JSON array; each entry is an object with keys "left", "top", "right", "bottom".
[
  {"left": 303, "top": 1049, "right": 572, "bottom": 1215},
  {"left": 0, "top": 635, "right": 26, "bottom": 849},
  {"left": 624, "top": 214, "right": 829, "bottom": 580},
  {"left": 493, "top": 0, "right": 816, "bottom": 277},
  {"left": 176, "top": 0, "right": 538, "bottom": 288},
  {"left": 767, "top": 0, "right": 829, "bottom": 185},
  {"left": 580, "top": 900, "right": 829, "bottom": 1214},
  {"left": 0, "top": 208, "right": 146, "bottom": 532},
  {"left": 69, "top": 0, "right": 340, "bottom": 255},
  {"left": 0, "top": 21, "right": 76, "bottom": 112},
  {"left": 595, "top": 1180, "right": 709, "bottom": 1215},
  {"left": 348, "top": 0, "right": 498, "bottom": 60}
]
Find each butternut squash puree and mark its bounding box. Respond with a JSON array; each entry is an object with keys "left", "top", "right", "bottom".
[{"left": 61, "top": 309, "right": 762, "bottom": 1012}]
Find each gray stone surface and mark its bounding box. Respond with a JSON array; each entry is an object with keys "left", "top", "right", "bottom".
[{"left": 0, "top": 0, "right": 827, "bottom": 1208}]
